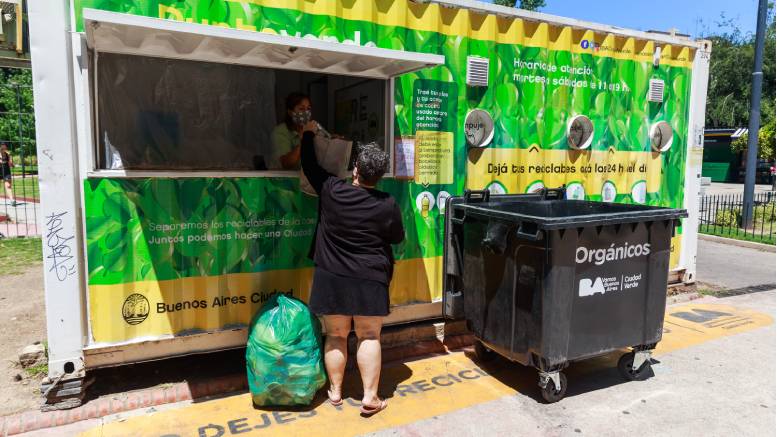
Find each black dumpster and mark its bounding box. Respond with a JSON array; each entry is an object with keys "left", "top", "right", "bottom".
[{"left": 442, "top": 188, "right": 687, "bottom": 402}]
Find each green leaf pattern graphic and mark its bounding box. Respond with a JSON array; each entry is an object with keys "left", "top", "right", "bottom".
[{"left": 77, "top": 1, "right": 693, "bottom": 285}]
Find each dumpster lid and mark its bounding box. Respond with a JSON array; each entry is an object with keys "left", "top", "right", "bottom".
[
  {"left": 83, "top": 9, "right": 445, "bottom": 79},
  {"left": 455, "top": 200, "right": 687, "bottom": 230}
]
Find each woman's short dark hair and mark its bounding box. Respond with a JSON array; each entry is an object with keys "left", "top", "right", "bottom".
[
  {"left": 356, "top": 143, "right": 389, "bottom": 186},
  {"left": 284, "top": 92, "right": 310, "bottom": 131}
]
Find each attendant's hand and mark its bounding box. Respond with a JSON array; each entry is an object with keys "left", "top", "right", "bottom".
[{"left": 303, "top": 120, "right": 318, "bottom": 133}]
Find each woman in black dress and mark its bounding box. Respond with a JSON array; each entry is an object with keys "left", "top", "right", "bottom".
[
  {"left": 0, "top": 144, "right": 16, "bottom": 207},
  {"left": 300, "top": 120, "right": 404, "bottom": 416}
]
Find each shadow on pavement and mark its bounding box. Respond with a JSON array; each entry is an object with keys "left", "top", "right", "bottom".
[
  {"left": 82, "top": 338, "right": 659, "bottom": 410},
  {"left": 83, "top": 343, "right": 415, "bottom": 411},
  {"left": 84, "top": 348, "right": 248, "bottom": 405},
  {"left": 465, "top": 348, "right": 649, "bottom": 403},
  {"left": 251, "top": 362, "right": 413, "bottom": 413}
]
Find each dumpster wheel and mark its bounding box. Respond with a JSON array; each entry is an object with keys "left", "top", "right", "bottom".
[
  {"left": 617, "top": 351, "right": 651, "bottom": 381},
  {"left": 473, "top": 340, "right": 496, "bottom": 362},
  {"left": 539, "top": 372, "right": 567, "bottom": 403}
]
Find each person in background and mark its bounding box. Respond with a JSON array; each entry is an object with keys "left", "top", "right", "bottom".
[
  {"left": 270, "top": 92, "right": 312, "bottom": 170},
  {"left": 300, "top": 120, "right": 404, "bottom": 417},
  {"left": 0, "top": 144, "right": 16, "bottom": 207}
]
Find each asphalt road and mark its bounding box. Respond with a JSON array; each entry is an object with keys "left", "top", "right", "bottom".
[
  {"left": 695, "top": 237, "right": 775, "bottom": 289},
  {"left": 703, "top": 183, "right": 773, "bottom": 197}
]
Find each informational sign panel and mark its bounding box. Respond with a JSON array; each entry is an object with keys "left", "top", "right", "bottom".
[
  {"left": 415, "top": 131, "right": 454, "bottom": 185},
  {"left": 394, "top": 137, "right": 415, "bottom": 179},
  {"left": 412, "top": 80, "right": 457, "bottom": 185},
  {"left": 412, "top": 79, "right": 457, "bottom": 133}
]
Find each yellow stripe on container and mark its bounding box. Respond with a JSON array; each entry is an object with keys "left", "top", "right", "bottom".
[
  {"left": 158, "top": 0, "right": 697, "bottom": 67},
  {"left": 89, "top": 257, "right": 443, "bottom": 343},
  {"left": 466, "top": 148, "right": 663, "bottom": 194}
]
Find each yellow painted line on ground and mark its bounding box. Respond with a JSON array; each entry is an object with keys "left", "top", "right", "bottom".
[
  {"left": 657, "top": 303, "right": 773, "bottom": 355},
  {"left": 81, "top": 353, "right": 516, "bottom": 437},
  {"left": 79, "top": 302, "right": 773, "bottom": 437}
]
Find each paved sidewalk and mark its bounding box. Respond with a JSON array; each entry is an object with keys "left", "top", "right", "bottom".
[
  {"left": 371, "top": 291, "right": 775, "bottom": 437},
  {"left": 7, "top": 217, "right": 776, "bottom": 437},
  {"left": 28, "top": 293, "right": 774, "bottom": 437},
  {"left": 0, "top": 199, "right": 40, "bottom": 237}
]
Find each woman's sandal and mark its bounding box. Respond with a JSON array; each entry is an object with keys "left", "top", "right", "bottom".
[
  {"left": 359, "top": 399, "right": 388, "bottom": 416},
  {"left": 327, "top": 389, "right": 343, "bottom": 407}
]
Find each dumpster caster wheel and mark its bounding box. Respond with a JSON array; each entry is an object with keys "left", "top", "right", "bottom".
[
  {"left": 540, "top": 372, "right": 567, "bottom": 403},
  {"left": 618, "top": 352, "right": 651, "bottom": 381},
  {"left": 473, "top": 340, "right": 495, "bottom": 362}
]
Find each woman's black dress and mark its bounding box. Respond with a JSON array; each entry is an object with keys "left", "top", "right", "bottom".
[{"left": 300, "top": 132, "right": 404, "bottom": 317}]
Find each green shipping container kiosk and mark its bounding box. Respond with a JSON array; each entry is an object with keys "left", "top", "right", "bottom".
[{"left": 27, "top": 0, "right": 711, "bottom": 406}]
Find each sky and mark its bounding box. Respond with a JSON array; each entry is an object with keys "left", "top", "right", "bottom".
[{"left": 484, "top": 0, "right": 762, "bottom": 39}]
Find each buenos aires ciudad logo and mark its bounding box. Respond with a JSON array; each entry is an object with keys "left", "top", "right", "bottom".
[{"left": 122, "top": 293, "right": 150, "bottom": 325}]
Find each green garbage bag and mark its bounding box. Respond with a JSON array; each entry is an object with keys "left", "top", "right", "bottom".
[{"left": 246, "top": 294, "right": 326, "bottom": 406}]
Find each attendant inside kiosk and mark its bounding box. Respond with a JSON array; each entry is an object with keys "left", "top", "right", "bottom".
[
  {"left": 86, "top": 9, "right": 444, "bottom": 175},
  {"left": 97, "top": 53, "right": 388, "bottom": 173}
]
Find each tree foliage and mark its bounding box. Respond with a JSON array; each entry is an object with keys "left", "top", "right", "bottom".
[
  {"left": 731, "top": 119, "right": 776, "bottom": 160},
  {"left": 0, "top": 68, "right": 35, "bottom": 161},
  {"left": 704, "top": 5, "right": 776, "bottom": 131},
  {"left": 493, "top": 0, "right": 546, "bottom": 11}
]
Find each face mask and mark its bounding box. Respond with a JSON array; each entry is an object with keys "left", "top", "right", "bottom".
[{"left": 292, "top": 110, "right": 312, "bottom": 126}]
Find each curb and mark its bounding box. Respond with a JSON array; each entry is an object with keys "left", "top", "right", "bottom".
[
  {"left": 0, "top": 334, "right": 475, "bottom": 436},
  {"left": 0, "top": 373, "right": 245, "bottom": 436},
  {"left": 666, "top": 291, "right": 702, "bottom": 305},
  {"left": 699, "top": 233, "right": 776, "bottom": 252},
  {"left": 0, "top": 196, "right": 38, "bottom": 204}
]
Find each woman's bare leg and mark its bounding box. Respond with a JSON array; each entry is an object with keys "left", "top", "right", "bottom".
[
  {"left": 4, "top": 180, "right": 13, "bottom": 203},
  {"left": 354, "top": 316, "right": 383, "bottom": 406},
  {"left": 323, "top": 315, "right": 351, "bottom": 400}
]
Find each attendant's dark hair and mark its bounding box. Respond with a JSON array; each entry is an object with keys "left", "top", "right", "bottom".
[
  {"left": 355, "top": 143, "right": 389, "bottom": 186},
  {"left": 284, "top": 92, "right": 310, "bottom": 131}
]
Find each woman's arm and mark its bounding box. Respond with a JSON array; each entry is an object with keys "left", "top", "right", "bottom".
[
  {"left": 300, "top": 123, "right": 334, "bottom": 195},
  {"left": 387, "top": 201, "right": 405, "bottom": 244},
  {"left": 280, "top": 143, "right": 301, "bottom": 169}
]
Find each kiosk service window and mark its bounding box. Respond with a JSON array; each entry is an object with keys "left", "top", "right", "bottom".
[{"left": 95, "top": 53, "right": 390, "bottom": 174}]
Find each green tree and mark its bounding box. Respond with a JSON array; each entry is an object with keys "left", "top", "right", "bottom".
[
  {"left": 704, "top": 5, "right": 776, "bottom": 130},
  {"left": 731, "top": 116, "right": 776, "bottom": 161},
  {"left": 0, "top": 68, "right": 35, "bottom": 164},
  {"left": 493, "top": 0, "right": 547, "bottom": 11}
]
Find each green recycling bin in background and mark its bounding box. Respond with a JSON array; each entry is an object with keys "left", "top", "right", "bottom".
[
  {"left": 443, "top": 188, "right": 687, "bottom": 403},
  {"left": 702, "top": 162, "right": 731, "bottom": 182}
]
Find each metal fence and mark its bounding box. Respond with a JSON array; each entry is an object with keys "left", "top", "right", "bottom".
[
  {"left": 0, "top": 82, "right": 39, "bottom": 238},
  {"left": 699, "top": 192, "right": 776, "bottom": 244}
]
